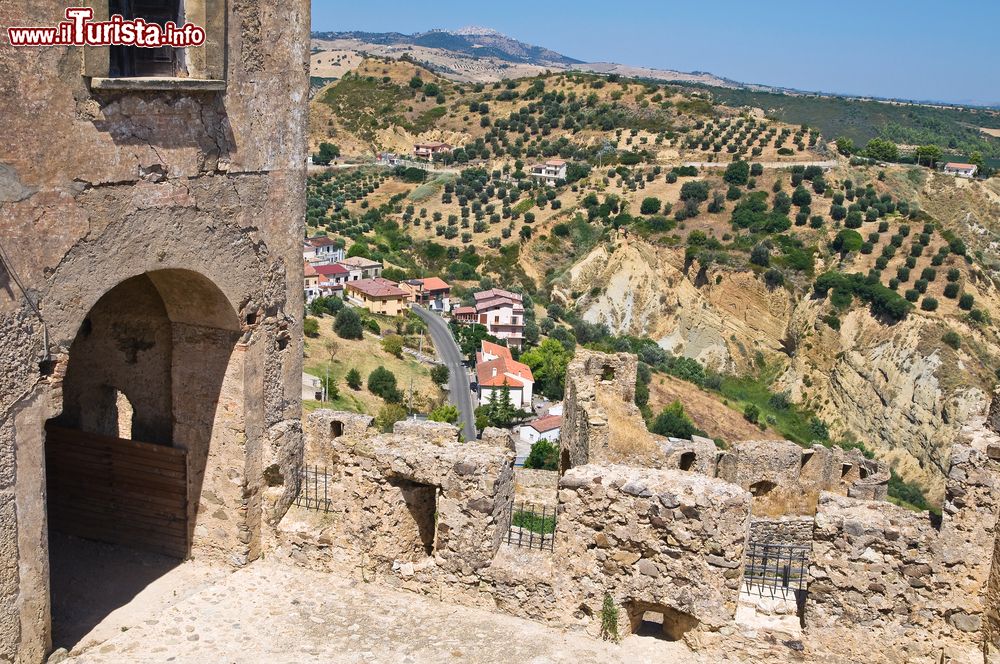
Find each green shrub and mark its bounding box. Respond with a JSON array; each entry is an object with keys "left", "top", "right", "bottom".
[
  {"left": 600, "top": 593, "right": 620, "bottom": 643},
  {"left": 942, "top": 331, "right": 961, "bottom": 349},
  {"left": 368, "top": 366, "right": 403, "bottom": 402},
  {"left": 959, "top": 293, "right": 975, "bottom": 310},
  {"left": 334, "top": 307, "right": 364, "bottom": 339},
  {"left": 921, "top": 297, "right": 939, "bottom": 311},
  {"left": 346, "top": 368, "right": 362, "bottom": 390},
  {"left": 303, "top": 317, "right": 320, "bottom": 338},
  {"left": 430, "top": 364, "right": 449, "bottom": 386},
  {"left": 524, "top": 439, "right": 559, "bottom": 470},
  {"left": 640, "top": 197, "right": 662, "bottom": 215},
  {"left": 943, "top": 283, "right": 959, "bottom": 298},
  {"left": 651, "top": 401, "right": 696, "bottom": 439}
]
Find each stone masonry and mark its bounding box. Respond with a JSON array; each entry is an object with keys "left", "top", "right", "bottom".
[
  {"left": 276, "top": 410, "right": 753, "bottom": 647},
  {"left": 0, "top": 1, "right": 310, "bottom": 660}
]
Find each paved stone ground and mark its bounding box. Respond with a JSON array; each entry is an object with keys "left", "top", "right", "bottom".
[{"left": 64, "top": 560, "right": 704, "bottom": 664}]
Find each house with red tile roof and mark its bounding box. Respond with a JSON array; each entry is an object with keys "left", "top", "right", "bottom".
[
  {"left": 314, "top": 263, "right": 349, "bottom": 298},
  {"left": 413, "top": 141, "right": 452, "bottom": 159},
  {"left": 943, "top": 162, "right": 978, "bottom": 178},
  {"left": 399, "top": 276, "right": 452, "bottom": 312},
  {"left": 519, "top": 414, "right": 562, "bottom": 445},
  {"left": 475, "top": 340, "right": 534, "bottom": 410},
  {"left": 303, "top": 235, "right": 345, "bottom": 265},
  {"left": 345, "top": 278, "right": 411, "bottom": 316},
  {"left": 338, "top": 256, "right": 383, "bottom": 281},
  {"left": 304, "top": 262, "right": 320, "bottom": 303}
]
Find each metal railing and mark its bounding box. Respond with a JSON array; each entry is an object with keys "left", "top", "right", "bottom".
[
  {"left": 743, "top": 541, "right": 809, "bottom": 596},
  {"left": 506, "top": 502, "right": 556, "bottom": 551},
  {"left": 295, "top": 465, "right": 333, "bottom": 513}
]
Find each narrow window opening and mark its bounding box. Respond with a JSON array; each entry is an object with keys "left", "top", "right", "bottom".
[
  {"left": 559, "top": 448, "right": 571, "bottom": 475},
  {"left": 114, "top": 389, "right": 135, "bottom": 440},
  {"left": 601, "top": 365, "right": 616, "bottom": 381},
  {"left": 679, "top": 452, "right": 696, "bottom": 472},
  {"left": 109, "top": 0, "right": 185, "bottom": 78},
  {"left": 841, "top": 463, "right": 853, "bottom": 478},
  {"left": 330, "top": 420, "right": 344, "bottom": 438}
]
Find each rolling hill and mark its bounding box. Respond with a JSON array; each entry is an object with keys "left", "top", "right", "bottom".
[{"left": 305, "top": 56, "right": 1000, "bottom": 508}]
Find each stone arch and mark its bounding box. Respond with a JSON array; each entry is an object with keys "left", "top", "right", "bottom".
[
  {"left": 679, "top": 451, "right": 696, "bottom": 472},
  {"left": 44, "top": 268, "right": 259, "bottom": 649}
]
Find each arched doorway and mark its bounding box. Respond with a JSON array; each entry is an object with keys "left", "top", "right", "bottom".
[{"left": 44, "top": 269, "right": 245, "bottom": 649}]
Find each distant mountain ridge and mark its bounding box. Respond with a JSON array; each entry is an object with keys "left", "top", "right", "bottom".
[
  {"left": 312, "top": 27, "right": 583, "bottom": 67},
  {"left": 311, "top": 27, "right": 999, "bottom": 110}
]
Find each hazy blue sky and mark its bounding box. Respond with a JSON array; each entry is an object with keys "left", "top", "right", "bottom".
[{"left": 312, "top": 0, "right": 999, "bottom": 106}]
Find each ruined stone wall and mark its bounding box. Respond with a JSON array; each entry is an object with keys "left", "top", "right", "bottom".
[
  {"left": 280, "top": 412, "right": 515, "bottom": 585},
  {"left": 748, "top": 516, "right": 815, "bottom": 545},
  {"left": 560, "top": 350, "right": 657, "bottom": 471},
  {"left": 556, "top": 465, "right": 751, "bottom": 637},
  {"left": 279, "top": 411, "right": 752, "bottom": 646},
  {"left": 806, "top": 436, "right": 1000, "bottom": 663},
  {"left": 717, "top": 440, "right": 888, "bottom": 516},
  {"left": 0, "top": 0, "right": 310, "bottom": 658}
]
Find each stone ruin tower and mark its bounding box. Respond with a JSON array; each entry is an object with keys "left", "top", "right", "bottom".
[{"left": 0, "top": 1, "right": 309, "bottom": 659}]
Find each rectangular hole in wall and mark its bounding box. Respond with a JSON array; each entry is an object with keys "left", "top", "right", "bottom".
[
  {"left": 625, "top": 601, "right": 699, "bottom": 642},
  {"left": 388, "top": 478, "right": 437, "bottom": 560}
]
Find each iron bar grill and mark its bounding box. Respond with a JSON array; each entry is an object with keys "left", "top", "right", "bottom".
[
  {"left": 505, "top": 501, "right": 556, "bottom": 551},
  {"left": 295, "top": 465, "right": 332, "bottom": 513},
  {"left": 743, "top": 541, "right": 809, "bottom": 595}
]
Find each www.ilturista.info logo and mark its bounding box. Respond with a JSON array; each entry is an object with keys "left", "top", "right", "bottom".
[{"left": 7, "top": 8, "right": 205, "bottom": 47}]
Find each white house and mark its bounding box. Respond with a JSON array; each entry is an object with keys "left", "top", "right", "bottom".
[
  {"left": 338, "top": 256, "right": 383, "bottom": 281},
  {"left": 456, "top": 288, "right": 526, "bottom": 348},
  {"left": 304, "top": 236, "right": 345, "bottom": 265},
  {"left": 529, "top": 159, "right": 568, "bottom": 184},
  {"left": 943, "top": 162, "right": 978, "bottom": 178},
  {"left": 413, "top": 141, "right": 453, "bottom": 160},
  {"left": 475, "top": 340, "right": 534, "bottom": 411},
  {"left": 519, "top": 414, "right": 561, "bottom": 445}
]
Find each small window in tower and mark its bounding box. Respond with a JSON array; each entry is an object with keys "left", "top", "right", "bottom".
[{"left": 109, "top": 0, "right": 184, "bottom": 78}]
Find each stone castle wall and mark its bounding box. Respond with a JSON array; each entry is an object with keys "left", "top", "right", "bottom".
[
  {"left": 748, "top": 516, "right": 815, "bottom": 545},
  {"left": 0, "top": 1, "right": 310, "bottom": 659},
  {"left": 277, "top": 410, "right": 752, "bottom": 644}
]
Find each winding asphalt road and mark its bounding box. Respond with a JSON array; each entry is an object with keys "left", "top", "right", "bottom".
[{"left": 411, "top": 305, "right": 477, "bottom": 440}]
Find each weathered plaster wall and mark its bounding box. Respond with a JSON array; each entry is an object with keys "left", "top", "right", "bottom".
[{"left": 0, "top": 0, "right": 310, "bottom": 659}]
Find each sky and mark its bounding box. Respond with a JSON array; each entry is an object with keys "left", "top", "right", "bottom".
[{"left": 312, "top": 0, "right": 1000, "bottom": 107}]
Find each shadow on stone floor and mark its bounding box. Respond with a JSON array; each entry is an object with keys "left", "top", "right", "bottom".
[{"left": 48, "top": 532, "right": 182, "bottom": 651}]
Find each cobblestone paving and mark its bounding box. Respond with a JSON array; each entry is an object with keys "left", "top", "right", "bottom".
[{"left": 65, "top": 561, "right": 700, "bottom": 664}]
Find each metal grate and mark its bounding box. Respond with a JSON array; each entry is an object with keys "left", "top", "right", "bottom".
[
  {"left": 295, "top": 465, "right": 333, "bottom": 513},
  {"left": 743, "top": 541, "right": 809, "bottom": 595},
  {"left": 505, "top": 502, "right": 556, "bottom": 551}
]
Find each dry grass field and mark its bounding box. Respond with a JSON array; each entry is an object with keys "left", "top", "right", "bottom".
[{"left": 303, "top": 314, "right": 443, "bottom": 415}]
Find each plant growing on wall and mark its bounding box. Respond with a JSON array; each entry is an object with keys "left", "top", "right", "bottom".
[{"left": 600, "top": 593, "right": 620, "bottom": 643}]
